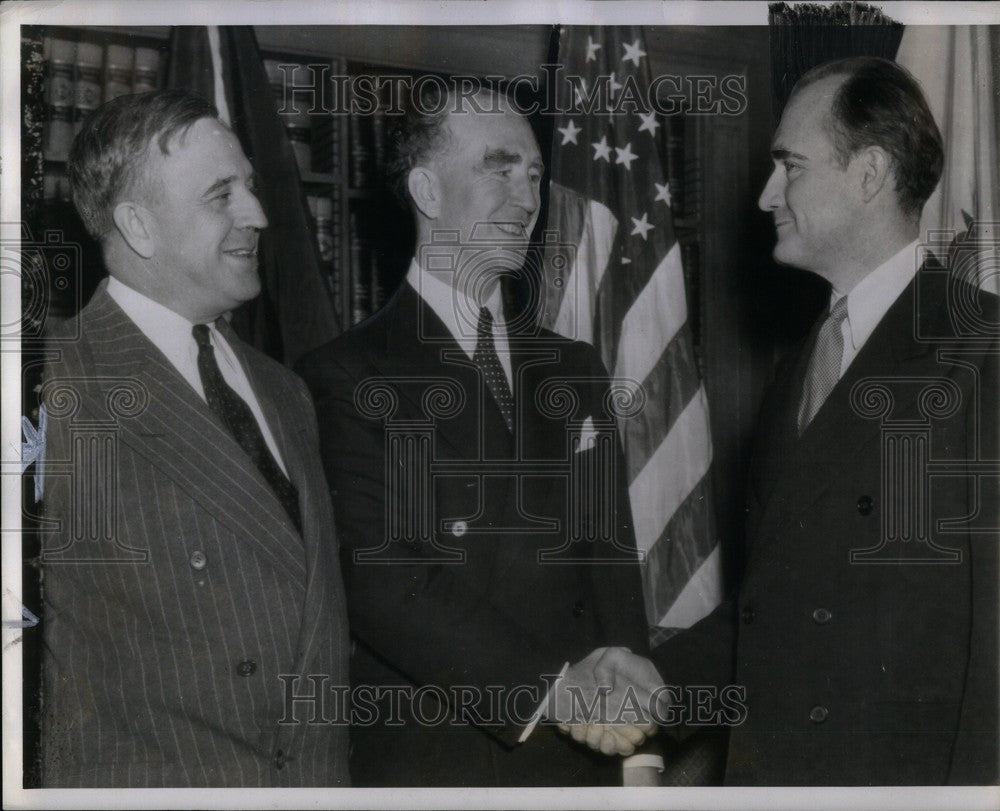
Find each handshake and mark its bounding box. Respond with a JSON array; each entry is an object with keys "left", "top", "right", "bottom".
[{"left": 547, "top": 646, "right": 667, "bottom": 757}]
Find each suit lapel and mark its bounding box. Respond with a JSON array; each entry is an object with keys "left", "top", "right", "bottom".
[
  {"left": 757, "top": 264, "right": 944, "bottom": 538},
  {"left": 80, "top": 287, "right": 306, "bottom": 579},
  {"left": 235, "top": 334, "right": 336, "bottom": 672},
  {"left": 381, "top": 283, "right": 503, "bottom": 460}
]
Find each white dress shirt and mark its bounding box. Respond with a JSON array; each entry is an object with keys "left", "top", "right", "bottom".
[
  {"left": 406, "top": 260, "right": 513, "bottom": 390},
  {"left": 106, "top": 276, "right": 288, "bottom": 475},
  {"left": 833, "top": 239, "right": 920, "bottom": 378}
]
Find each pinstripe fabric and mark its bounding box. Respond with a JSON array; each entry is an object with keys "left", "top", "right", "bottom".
[{"left": 39, "top": 282, "right": 350, "bottom": 787}]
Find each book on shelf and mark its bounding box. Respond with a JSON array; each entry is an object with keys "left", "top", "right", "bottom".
[
  {"left": 371, "top": 107, "right": 386, "bottom": 181},
  {"left": 348, "top": 211, "right": 370, "bottom": 325},
  {"left": 264, "top": 58, "right": 313, "bottom": 174},
  {"left": 348, "top": 112, "right": 373, "bottom": 188},
  {"left": 41, "top": 35, "right": 162, "bottom": 177},
  {"left": 42, "top": 37, "right": 74, "bottom": 164},
  {"left": 331, "top": 191, "right": 344, "bottom": 322},
  {"left": 307, "top": 193, "right": 344, "bottom": 321},
  {"left": 665, "top": 116, "right": 685, "bottom": 219},
  {"left": 72, "top": 40, "right": 102, "bottom": 135},
  {"left": 104, "top": 44, "right": 134, "bottom": 101},
  {"left": 133, "top": 46, "right": 160, "bottom": 94}
]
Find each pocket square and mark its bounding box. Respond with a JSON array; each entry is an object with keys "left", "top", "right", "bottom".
[{"left": 575, "top": 416, "right": 599, "bottom": 453}]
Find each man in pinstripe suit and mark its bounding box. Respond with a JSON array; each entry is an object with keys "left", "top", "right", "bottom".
[{"left": 39, "top": 89, "right": 350, "bottom": 787}]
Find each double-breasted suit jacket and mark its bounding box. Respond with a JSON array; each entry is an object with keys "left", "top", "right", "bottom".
[
  {"left": 296, "top": 280, "right": 648, "bottom": 787},
  {"left": 40, "top": 282, "right": 351, "bottom": 787},
  {"left": 652, "top": 261, "right": 999, "bottom": 785}
]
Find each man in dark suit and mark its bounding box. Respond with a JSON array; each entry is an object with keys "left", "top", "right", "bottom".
[
  {"left": 296, "top": 86, "right": 652, "bottom": 786},
  {"left": 571, "top": 57, "right": 999, "bottom": 784},
  {"left": 40, "top": 89, "right": 350, "bottom": 787}
]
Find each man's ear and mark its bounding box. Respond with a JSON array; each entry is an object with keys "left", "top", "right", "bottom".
[
  {"left": 857, "top": 146, "right": 890, "bottom": 204},
  {"left": 112, "top": 201, "right": 156, "bottom": 259},
  {"left": 407, "top": 167, "right": 441, "bottom": 220}
]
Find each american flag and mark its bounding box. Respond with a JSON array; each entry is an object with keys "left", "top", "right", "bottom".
[{"left": 540, "top": 26, "right": 722, "bottom": 643}]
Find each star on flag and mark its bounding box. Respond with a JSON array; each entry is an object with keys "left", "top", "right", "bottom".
[
  {"left": 592, "top": 136, "right": 612, "bottom": 162},
  {"left": 630, "top": 211, "right": 654, "bottom": 240},
  {"left": 558, "top": 119, "right": 582, "bottom": 145},
  {"left": 654, "top": 181, "right": 672, "bottom": 207},
  {"left": 622, "top": 39, "right": 647, "bottom": 66},
  {"left": 586, "top": 36, "right": 601, "bottom": 62},
  {"left": 614, "top": 141, "right": 638, "bottom": 170},
  {"left": 638, "top": 111, "right": 660, "bottom": 137}
]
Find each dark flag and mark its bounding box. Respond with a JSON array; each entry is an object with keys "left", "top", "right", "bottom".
[{"left": 166, "top": 26, "right": 339, "bottom": 366}]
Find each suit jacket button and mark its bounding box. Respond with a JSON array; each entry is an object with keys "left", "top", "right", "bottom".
[
  {"left": 274, "top": 749, "right": 286, "bottom": 770},
  {"left": 451, "top": 520, "right": 468, "bottom": 538},
  {"left": 189, "top": 550, "right": 207, "bottom": 571},
  {"left": 236, "top": 659, "right": 257, "bottom": 677},
  {"left": 741, "top": 606, "right": 754, "bottom": 624},
  {"left": 812, "top": 608, "right": 832, "bottom": 625},
  {"left": 857, "top": 495, "right": 874, "bottom": 515},
  {"left": 809, "top": 705, "right": 829, "bottom": 724},
  {"left": 572, "top": 601, "right": 585, "bottom": 617}
]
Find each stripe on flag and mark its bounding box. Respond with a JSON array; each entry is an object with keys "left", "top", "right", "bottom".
[
  {"left": 614, "top": 242, "right": 687, "bottom": 393},
  {"left": 643, "top": 474, "right": 718, "bottom": 620},
  {"left": 629, "top": 386, "right": 712, "bottom": 554},
  {"left": 657, "top": 541, "right": 722, "bottom": 628},
  {"left": 547, "top": 183, "right": 618, "bottom": 344},
  {"left": 206, "top": 26, "right": 231, "bottom": 125},
  {"left": 620, "top": 323, "right": 702, "bottom": 482}
]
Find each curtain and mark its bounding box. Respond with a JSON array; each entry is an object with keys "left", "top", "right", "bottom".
[
  {"left": 897, "top": 26, "right": 1000, "bottom": 293},
  {"left": 768, "top": 1, "right": 904, "bottom": 119}
]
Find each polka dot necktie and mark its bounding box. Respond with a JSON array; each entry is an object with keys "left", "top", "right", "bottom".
[
  {"left": 473, "top": 307, "right": 514, "bottom": 432},
  {"left": 192, "top": 323, "right": 302, "bottom": 534},
  {"left": 797, "top": 296, "right": 849, "bottom": 435}
]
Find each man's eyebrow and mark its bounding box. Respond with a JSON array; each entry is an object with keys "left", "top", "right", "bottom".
[
  {"left": 481, "top": 149, "right": 522, "bottom": 167},
  {"left": 771, "top": 147, "right": 809, "bottom": 162},
  {"left": 200, "top": 175, "right": 236, "bottom": 198}
]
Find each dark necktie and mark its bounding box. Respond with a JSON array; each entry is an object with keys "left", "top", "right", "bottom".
[
  {"left": 798, "top": 296, "right": 849, "bottom": 434},
  {"left": 473, "top": 306, "right": 514, "bottom": 432},
  {"left": 192, "top": 323, "right": 302, "bottom": 534}
]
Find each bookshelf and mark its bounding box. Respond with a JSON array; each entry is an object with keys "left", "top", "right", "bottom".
[
  {"left": 258, "top": 52, "right": 441, "bottom": 330},
  {"left": 24, "top": 28, "right": 414, "bottom": 333}
]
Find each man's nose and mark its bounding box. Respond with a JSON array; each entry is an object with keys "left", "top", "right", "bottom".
[
  {"left": 758, "top": 166, "right": 784, "bottom": 212},
  {"left": 238, "top": 188, "right": 269, "bottom": 231},
  {"left": 511, "top": 173, "right": 540, "bottom": 217}
]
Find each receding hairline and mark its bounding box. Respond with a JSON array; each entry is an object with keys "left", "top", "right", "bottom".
[
  {"left": 126, "top": 114, "right": 227, "bottom": 208},
  {"left": 434, "top": 93, "right": 537, "bottom": 155}
]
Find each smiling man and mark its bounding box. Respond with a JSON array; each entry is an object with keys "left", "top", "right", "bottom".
[
  {"left": 40, "top": 89, "right": 350, "bottom": 787},
  {"left": 567, "top": 56, "right": 999, "bottom": 786},
  {"left": 296, "top": 85, "right": 650, "bottom": 786}
]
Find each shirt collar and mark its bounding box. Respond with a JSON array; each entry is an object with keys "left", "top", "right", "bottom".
[
  {"left": 106, "top": 275, "right": 202, "bottom": 364},
  {"left": 406, "top": 258, "right": 505, "bottom": 350},
  {"left": 837, "top": 240, "right": 920, "bottom": 352}
]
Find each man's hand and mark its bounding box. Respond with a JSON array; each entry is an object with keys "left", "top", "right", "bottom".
[{"left": 550, "top": 646, "right": 666, "bottom": 756}]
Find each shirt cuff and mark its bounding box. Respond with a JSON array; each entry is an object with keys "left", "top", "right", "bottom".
[{"left": 622, "top": 754, "right": 665, "bottom": 771}]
